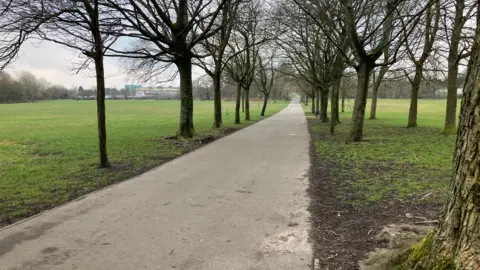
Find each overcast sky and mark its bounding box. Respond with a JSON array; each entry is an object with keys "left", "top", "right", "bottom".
[{"left": 4, "top": 40, "right": 204, "bottom": 90}]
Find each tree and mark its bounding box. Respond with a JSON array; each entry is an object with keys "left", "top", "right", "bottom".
[
  {"left": 225, "top": 0, "right": 265, "bottom": 124},
  {"left": 405, "top": 6, "right": 480, "bottom": 267},
  {"left": 195, "top": 0, "right": 239, "bottom": 128},
  {"left": 104, "top": 0, "right": 233, "bottom": 137},
  {"left": 17, "top": 71, "right": 40, "bottom": 102},
  {"left": 255, "top": 48, "right": 277, "bottom": 116},
  {"left": 442, "top": 0, "right": 476, "bottom": 134},
  {"left": 405, "top": 0, "right": 441, "bottom": 127}
]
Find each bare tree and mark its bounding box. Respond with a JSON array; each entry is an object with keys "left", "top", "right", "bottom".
[
  {"left": 254, "top": 47, "right": 277, "bottom": 116},
  {"left": 225, "top": 0, "right": 265, "bottom": 123},
  {"left": 442, "top": 0, "right": 476, "bottom": 134},
  {"left": 194, "top": 0, "right": 239, "bottom": 128},
  {"left": 404, "top": 0, "right": 441, "bottom": 127}
]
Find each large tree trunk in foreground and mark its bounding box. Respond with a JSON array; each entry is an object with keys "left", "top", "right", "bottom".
[
  {"left": 177, "top": 57, "right": 195, "bottom": 137},
  {"left": 350, "top": 61, "right": 374, "bottom": 142},
  {"left": 261, "top": 93, "right": 269, "bottom": 116},
  {"left": 407, "top": 65, "right": 423, "bottom": 128},
  {"left": 235, "top": 84, "right": 241, "bottom": 124},
  {"left": 412, "top": 29, "right": 480, "bottom": 269},
  {"left": 244, "top": 87, "right": 251, "bottom": 121},
  {"left": 212, "top": 70, "right": 222, "bottom": 128}
]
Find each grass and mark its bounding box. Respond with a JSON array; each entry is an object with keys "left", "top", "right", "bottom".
[
  {"left": 307, "top": 98, "right": 458, "bottom": 205},
  {"left": 0, "top": 99, "right": 288, "bottom": 223}
]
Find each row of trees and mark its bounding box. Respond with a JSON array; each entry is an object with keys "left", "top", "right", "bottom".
[
  {"left": 284, "top": 0, "right": 475, "bottom": 138},
  {"left": 0, "top": 71, "right": 77, "bottom": 103}
]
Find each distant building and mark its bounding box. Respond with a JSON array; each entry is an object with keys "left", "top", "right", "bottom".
[
  {"left": 135, "top": 87, "right": 179, "bottom": 98},
  {"left": 125, "top": 84, "right": 142, "bottom": 96}
]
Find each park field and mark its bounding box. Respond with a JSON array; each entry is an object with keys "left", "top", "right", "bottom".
[
  {"left": 0, "top": 100, "right": 288, "bottom": 224},
  {"left": 306, "top": 98, "right": 459, "bottom": 267}
]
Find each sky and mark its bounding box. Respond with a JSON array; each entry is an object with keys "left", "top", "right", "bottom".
[{"left": 4, "top": 40, "right": 204, "bottom": 90}]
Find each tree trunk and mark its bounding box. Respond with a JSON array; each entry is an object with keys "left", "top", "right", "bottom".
[
  {"left": 311, "top": 96, "right": 315, "bottom": 114},
  {"left": 235, "top": 84, "right": 241, "bottom": 124},
  {"left": 315, "top": 87, "right": 320, "bottom": 117},
  {"left": 212, "top": 70, "right": 222, "bottom": 128},
  {"left": 444, "top": 59, "right": 459, "bottom": 134},
  {"left": 370, "top": 84, "right": 379, "bottom": 120},
  {"left": 94, "top": 56, "right": 110, "bottom": 168},
  {"left": 341, "top": 90, "right": 345, "bottom": 113},
  {"left": 407, "top": 65, "right": 423, "bottom": 128},
  {"left": 241, "top": 89, "right": 245, "bottom": 113},
  {"left": 305, "top": 94, "right": 308, "bottom": 105},
  {"left": 370, "top": 66, "right": 388, "bottom": 120},
  {"left": 244, "top": 86, "right": 250, "bottom": 121},
  {"left": 331, "top": 76, "right": 341, "bottom": 134},
  {"left": 261, "top": 93, "right": 269, "bottom": 116},
  {"left": 92, "top": 0, "right": 109, "bottom": 169},
  {"left": 413, "top": 28, "right": 480, "bottom": 269},
  {"left": 321, "top": 88, "right": 329, "bottom": 122},
  {"left": 177, "top": 58, "right": 195, "bottom": 137},
  {"left": 443, "top": 0, "right": 464, "bottom": 135},
  {"left": 350, "top": 60, "right": 374, "bottom": 142}
]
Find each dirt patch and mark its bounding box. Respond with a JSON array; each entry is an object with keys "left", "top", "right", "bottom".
[{"left": 306, "top": 119, "right": 443, "bottom": 270}]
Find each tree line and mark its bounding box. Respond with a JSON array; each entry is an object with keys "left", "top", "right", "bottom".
[{"left": 0, "top": 71, "right": 77, "bottom": 103}]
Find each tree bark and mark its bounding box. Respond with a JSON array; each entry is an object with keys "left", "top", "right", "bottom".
[
  {"left": 241, "top": 89, "right": 245, "bottom": 113},
  {"left": 407, "top": 65, "right": 423, "bottom": 128},
  {"left": 212, "top": 69, "right": 222, "bottom": 128},
  {"left": 244, "top": 86, "right": 251, "bottom": 121},
  {"left": 177, "top": 57, "right": 195, "bottom": 137},
  {"left": 320, "top": 89, "right": 329, "bottom": 122},
  {"left": 261, "top": 93, "right": 269, "bottom": 116},
  {"left": 370, "top": 66, "right": 388, "bottom": 120},
  {"left": 305, "top": 94, "right": 308, "bottom": 106},
  {"left": 341, "top": 90, "right": 345, "bottom": 113},
  {"left": 331, "top": 75, "right": 341, "bottom": 134},
  {"left": 414, "top": 27, "right": 480, "bottom": 269},
  {"left": 315, "top": 87, "right": 320, "bottom": 117},
  {"left": 444, "top": 59, "right": 459, "bottom": 134},
  {"left": 350, "top": 60, "right": 374, "bottom": 142},
  {"left": 235, "top": 84, "right": 241, "bottom": 124}
]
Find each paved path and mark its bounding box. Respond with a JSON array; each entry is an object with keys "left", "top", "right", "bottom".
[{"left": 0, "top": 100, "right": 311, "bottom": 270}]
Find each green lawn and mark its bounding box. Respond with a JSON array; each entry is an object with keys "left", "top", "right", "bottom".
[
  {"left": 0, "top": 100, "right": 288, "bottom": 223},
  {"left": 307, "top": 98, "right": 458, "bottom": 205}
]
